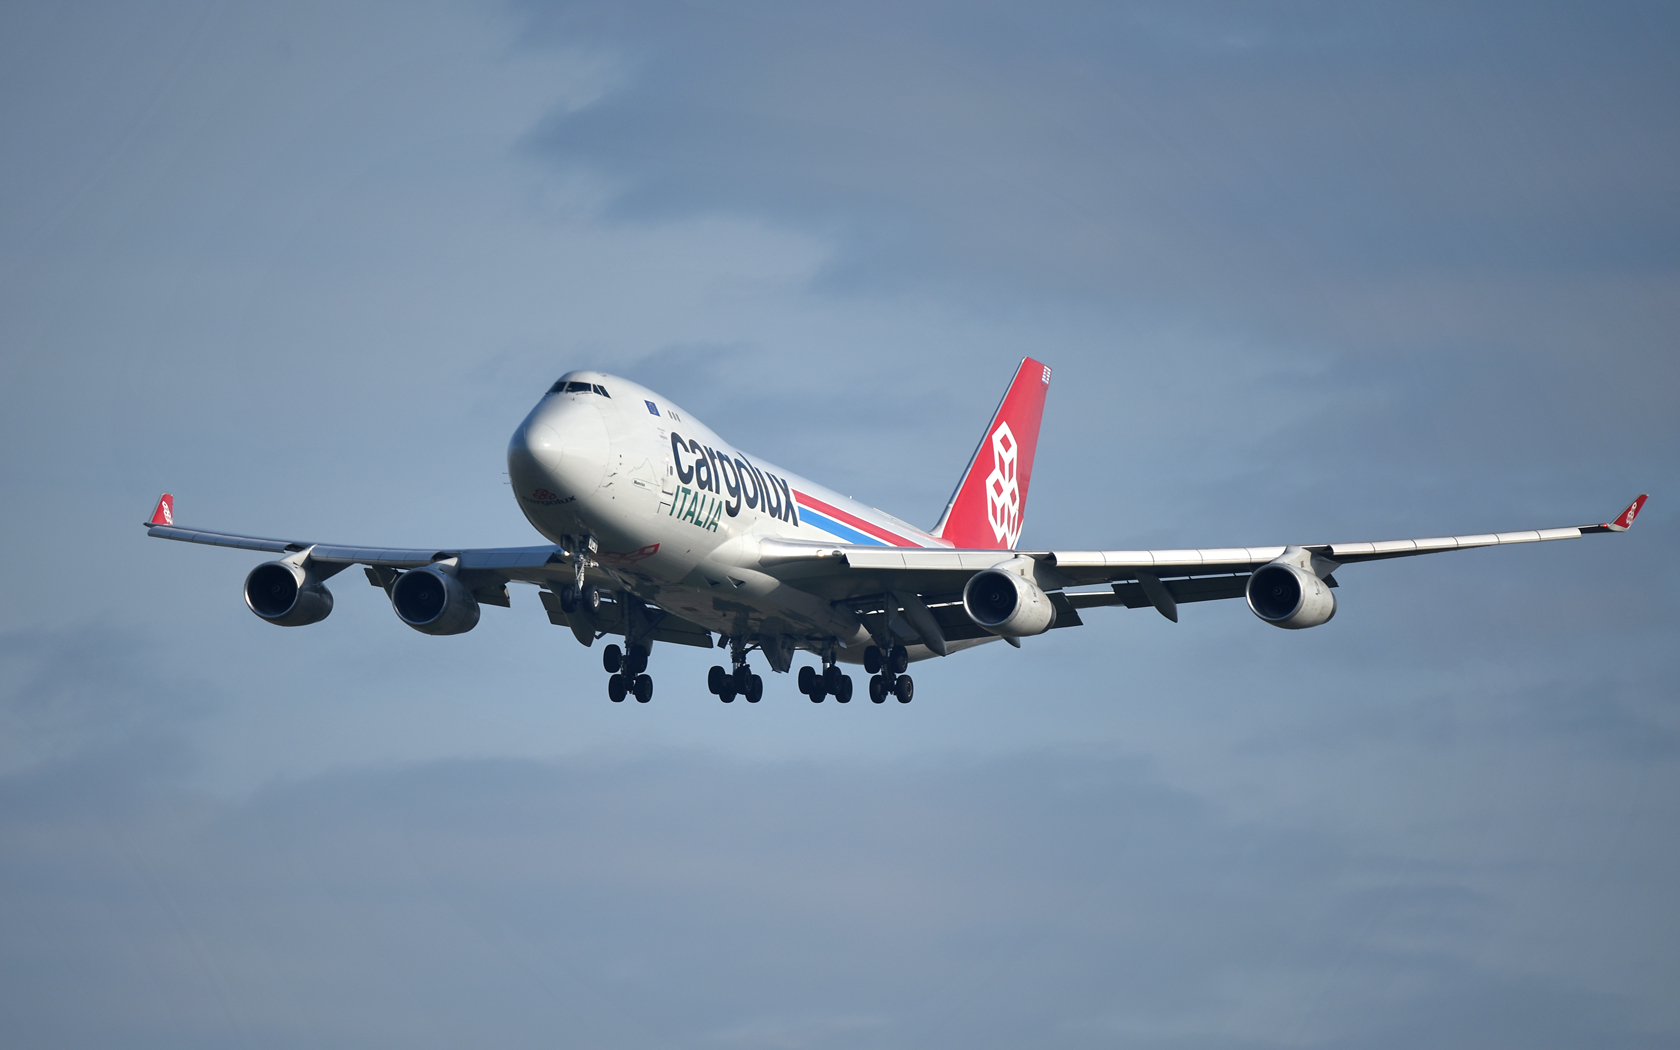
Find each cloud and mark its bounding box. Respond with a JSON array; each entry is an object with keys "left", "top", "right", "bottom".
[
  {"left": 3, "top": 746, "right": 1673, "bottom": 1049},
  {"left": 0, "top": 2, "right": 1676, "bottom": 1046}
]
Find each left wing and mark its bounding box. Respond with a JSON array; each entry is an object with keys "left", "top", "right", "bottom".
[{"left": 758, "top": 494, "right": 1648, "bottom": 640}]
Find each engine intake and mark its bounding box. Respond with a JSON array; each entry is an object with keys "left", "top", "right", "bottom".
[
  {"left": 391, "top": 566, "right": 481, "bottom": 636},
  {"left": 963, "top": 568, "right": 1055, "bottom": 638},
  {"left": 244, "top": 561, "right": 334, "bottom": 626},
  {"left": 1246, "top": 559, "right": 1335, "bottom": 629}
]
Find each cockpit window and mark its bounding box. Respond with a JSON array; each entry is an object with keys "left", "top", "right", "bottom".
[{"left": 546, "top": 379, "right": 611, "bottom": 398}]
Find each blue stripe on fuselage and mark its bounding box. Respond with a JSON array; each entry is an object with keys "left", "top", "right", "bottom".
[{"left": 797, "top": 506, "right": 887, "bottom": 546}]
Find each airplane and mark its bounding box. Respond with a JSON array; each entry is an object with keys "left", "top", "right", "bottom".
[{"left": 144, "top": 358, "right": 1647, "bottom": 705}]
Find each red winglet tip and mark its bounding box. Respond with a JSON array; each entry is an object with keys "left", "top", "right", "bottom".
[
  {"left": 1608, "top": 493, "right": 1647, "bottom": 532},
  {"left": 148, "top": 493, "right": 175, "bottom": 527}
]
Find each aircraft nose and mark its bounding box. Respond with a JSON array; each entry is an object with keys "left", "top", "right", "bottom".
[
  {"left": 516, "top": 419, "right": 566, "bottom": 471},
  {"left": 507, "top": 398, "right": 609, "bottom": 499}
]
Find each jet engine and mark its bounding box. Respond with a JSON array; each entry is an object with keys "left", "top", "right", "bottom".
[
  {"left": 963, "top": 568, "right": 1055, "bottom": 638},
  {"left": 1246, "top": 557, "right": 1336, "bottom": 629},
  {"left": 390, "top": 565, "right": 481, "bottom": 636},
  {"left": 244, "top": 560, "right": 334, "bottom": 627}
]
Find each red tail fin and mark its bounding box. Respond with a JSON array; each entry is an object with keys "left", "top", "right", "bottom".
[
  {"left": 932, "top": 358, "right": 1051, "bottom": 549},
  {"left": 148, "top": 493, "right": 175, "bottom": 526}
]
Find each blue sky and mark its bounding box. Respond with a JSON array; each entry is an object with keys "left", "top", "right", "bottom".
[{"left": 2, "top": 1, "right": 1676, "bottom": 1046}]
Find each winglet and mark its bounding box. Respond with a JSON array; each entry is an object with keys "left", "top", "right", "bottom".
[
  {"left": 148, "top": 493, "right": 175, "bottom": 527},
  {"left": 1606, "top": 493, "right": 1647, "bottom": 532}
]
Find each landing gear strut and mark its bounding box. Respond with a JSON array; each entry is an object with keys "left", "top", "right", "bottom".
[
  {"left": 559, "top": 534, "right": 601, "bottom": 614},
  {"left": 800, "top": 641, "right": 853, "bottom": 703},
  {"left": 604, "top": 586, "right": 656, "bottom": 703},
  {"left": 864, "top": 644, "right": 912, "bottom": 704},
  {"left": 606, "top": 641, "right": 652, "bottom": 703},
  {"left": 709, "top": 637, "right": 762, "bottom": 704}
]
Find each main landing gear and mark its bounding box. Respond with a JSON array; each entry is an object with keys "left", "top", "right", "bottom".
[
  {"left": 798, "top": 643, "right": 854, "bottom": 703},
  {"left": 863, "top": 644, "right": 913, "bottom": 703},
  {"left": 603, "top": 642, "right": 653, "bottom": 703},
  {"left": 708, "top": 637, "right": 763, "bottom": 704}
]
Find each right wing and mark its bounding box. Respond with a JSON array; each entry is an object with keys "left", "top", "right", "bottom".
[{"left": 143, "top": 495, "right": 714, "bottom": 647}]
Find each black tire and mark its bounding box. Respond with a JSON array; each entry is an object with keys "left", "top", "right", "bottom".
[
  {"left": 733, "top": 665, "right": 753, "bottom": 693},
  {"left": 746, "top": 674, "right": 763, "bottom": 704},
  {"left": 798, "top": 665, "right": 817, "bottom": 694},
  {"left": 869, "top": 675, "right": 886, "bottom": 703},
  {"left": 889, "top": 645, "right": 909, "bottom": 674},
  {"left": 603, "top": 644, "right": 623, "bottom": 674},
  {"left": 625, "top": 646, "right": 649, "bottom": 677},
  {"left": 708, "top": 665, "right": 728, "bottom": 695},
  {"left": 583, "top": 585, "right": 603, "bottom": 613},
  {"left": 895, "top": 674, "right": 914, "bottom": 703},
  {"left": 824, "top": 666, "right": 844, "bottom": 694},
  {"left": 864, "top": 646, "right": 883, "bottom": 674},
  {"left": 718, "top": 681, "right": 736, "bottom": 703},
  {"left": 836, "top": 676, "right": 853, "bottom": 703},
  {"left": 559, "top": 586, "right": 577, "bottom": 613},
  {"left": 633, "top": 674, "right": 653, "bottom": 703},
  {"left": 607, "top": 674, "right": 628, "bottom": 702}
]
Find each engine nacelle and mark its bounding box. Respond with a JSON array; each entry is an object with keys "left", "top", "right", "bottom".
[
  {"left": 391, "top": 566, "right": 481, "bottom": 636},
  {"left": 963, "top": 568, "right": 1055, "bottom": 638},
  {"left": 244, "top": 560, "right": 334, "bottom": 627},
  {"left": 1246, "top": 557, "right": 1336, "bottom": 630}
]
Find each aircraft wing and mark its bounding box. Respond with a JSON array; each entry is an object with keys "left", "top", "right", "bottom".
[
  {"left": 758, "top": 494, "right": 1647, "bottom": 641},
  {"left": 142, "top": 494, "right": 717, "bottom": 645},
  {"left": 144, "top": 522, "right": 567, "bottom": 576}
]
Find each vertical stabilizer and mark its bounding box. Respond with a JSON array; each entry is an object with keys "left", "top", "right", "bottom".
[{"left": 931, "top": 358, "right": 1051, "bottom": 549}]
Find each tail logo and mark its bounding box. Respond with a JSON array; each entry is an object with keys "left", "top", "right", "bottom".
[{"left": 986, "top": 422, "right": 1022, "bottom": 547}]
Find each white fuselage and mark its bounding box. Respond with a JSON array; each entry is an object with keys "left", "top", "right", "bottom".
[{"left": 505, "top": 371, "right": 953, "bottom": 660}]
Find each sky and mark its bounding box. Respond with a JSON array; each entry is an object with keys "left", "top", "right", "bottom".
[{"left": 1, "top": 0, "right": 1677, "bottom": 1046}]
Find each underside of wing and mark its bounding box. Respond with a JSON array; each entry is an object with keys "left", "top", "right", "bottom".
[{"left": 756, "top": 493, "right": 1646, "bottom": 635}]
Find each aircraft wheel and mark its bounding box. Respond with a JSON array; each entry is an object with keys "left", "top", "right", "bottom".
[
  {"left": 603, "top": 644, "right": 623, "bottom": 674},
  {"left": 624, "top": 646, "right": 649, "bottom": 677},
  {"left": 718, "top": 681, "right": 736, "bottom": 703},
  {"left": 895, "top": 675, "right": 914, "bottom": 703},
  {"left": 824, "top": 666, "right": 844, "bottom": 693},
  {"left": 559, "top": 586, "right": 577, "bottom": 613},
  {"left": 810, "top": 687, "right": 824, "bottom": 704},
  {"left": 582, "top": 585, "right": 603, "bottom": 613},
  {"left": 733, "top": 665, "right": 753, "bottom": 693},
  {"left": 889, "top": 645, "right": 909, "bottom": 674},
  {"left": 835, "top": 676, "right": 853, "bottom": 704},
  {"left": 607, "top": 674, "right": 628, "bottom": 702},
  {"left": 633, "top": 674, "right": 653, "bottom": 703},
  {"left": 708, "top": 665, "right": 728, "bottom": 695},
  {"left": 864, "top": 646, "right": 883, "bottom": 674},
  {"left": 798, "top": 666, "right": 817, "bottom": 693},
  {"left": 869, "top": 675, "right": 887, "bottom": 703},
  {"left": 745, "top": 674, "right": 764, "bottom": 704}
]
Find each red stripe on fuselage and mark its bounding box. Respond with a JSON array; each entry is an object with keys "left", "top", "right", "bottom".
[{"left": 793, "top": 490, "right": 923, "bottom": 547}]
